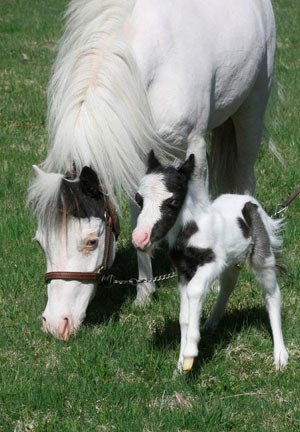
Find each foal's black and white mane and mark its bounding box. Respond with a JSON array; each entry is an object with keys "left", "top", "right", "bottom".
[{"left": 132, "top": 152, "right": 288, "bottom": 372}]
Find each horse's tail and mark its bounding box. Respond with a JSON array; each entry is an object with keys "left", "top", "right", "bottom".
[{"left": 209, "top": 117, "right": 238, "bottom": 196}]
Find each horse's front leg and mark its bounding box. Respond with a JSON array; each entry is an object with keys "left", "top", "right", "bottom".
[
  {"left": 130, "top": 201, "right": 155, "bottom": 305},
  {"left": 186, "top": 133, "right": 209, "bottom": 193}
]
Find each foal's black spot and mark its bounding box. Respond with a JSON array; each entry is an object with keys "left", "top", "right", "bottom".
[
  {"left": 146, "top": 152, "right": 195, "bottom": 244},
  {"left": 135, "top": 192, "right": 144, "bottom": 208},
  {"left": 179, "top": 221, "right": 199, "bottom": 239},
  {"left": 169, "top": 221, "right": 215, "bottom": 282},
  {"left": 149, "top": 169, "right": 190, "bottom": 243},
  {"left": 151, "top": 196, "right": 184, "bottom": 243}
]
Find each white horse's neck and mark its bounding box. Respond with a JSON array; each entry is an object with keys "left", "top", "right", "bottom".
[{"left": 43, "top": 0, "right": 173, "bottom": 209}]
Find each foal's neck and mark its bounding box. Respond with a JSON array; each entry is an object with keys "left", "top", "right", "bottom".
[{"left": 167, "top": 180, "right": 210, "bottom": 248}]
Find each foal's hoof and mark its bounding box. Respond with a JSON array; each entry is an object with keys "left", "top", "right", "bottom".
[
  {"left": 182, "top": 357, "right": 194, "bottom": 372},
  {"left": 274, "top": 347, "right": 289, "bottom": 371}
]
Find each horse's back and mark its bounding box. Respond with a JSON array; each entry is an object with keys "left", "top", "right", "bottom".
[
  {"left": 125, "top": 0, "right": 275, "bottom": 136},
  {"left": 128, "top": 0, "right": 275, "bottom": 69}
]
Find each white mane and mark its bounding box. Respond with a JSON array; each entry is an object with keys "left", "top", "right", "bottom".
[{"left": 42, "top": 0, "right": 173, "bottom": 208}]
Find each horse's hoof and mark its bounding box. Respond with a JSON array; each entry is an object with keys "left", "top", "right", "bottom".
[
  {"left": 134, "top": 282, "right": 155, "bottom": 307},
  {"left": 182, "top": 357, "right": 194, "bottom": 372}
]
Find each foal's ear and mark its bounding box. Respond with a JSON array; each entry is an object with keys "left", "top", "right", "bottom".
[
  {"left": 147, "top": 150, "right": 161, "bottom": 173},
  {"left": 79, "top": 166, "right": 102, "bottom": 199},
  {"left": 178, "top": 154, "right": 195, "bottom": 180}
]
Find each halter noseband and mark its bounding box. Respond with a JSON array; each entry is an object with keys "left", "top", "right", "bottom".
[{"left": 44, "top": 189, "right": 120, "bottom": 285}]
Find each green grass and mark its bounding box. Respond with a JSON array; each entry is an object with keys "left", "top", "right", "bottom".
[{"left": 0, "top": 0, "right": 299, "bottom": 430}]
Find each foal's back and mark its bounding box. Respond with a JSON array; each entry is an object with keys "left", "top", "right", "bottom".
[{"left": 189, "top": 194, "right": 271, "bottom": 267}]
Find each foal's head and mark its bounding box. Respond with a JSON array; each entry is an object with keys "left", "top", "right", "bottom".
[
  {"left": 132, "top": 151, "right": 195, "bottom": 251},
  {"left": 29, "top": 166, "right": 117, "bottom": 340}
]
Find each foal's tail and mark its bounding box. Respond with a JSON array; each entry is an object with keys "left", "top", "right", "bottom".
[
  {"left": 242, "top": 201, "right": 283, "bottom": 267},
  {"left": 209, "top": 118, "right": 238, "bottom": 196},
  {"left": 259, "top": 208, "right": 284, "bottom": 254}
]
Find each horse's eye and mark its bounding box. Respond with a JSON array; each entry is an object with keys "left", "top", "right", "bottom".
[
  {"left": 135, "top": 192, "right": 144, "bottom": 208},
  {"left": 35, "top": 238, "right": 44, "bottom": 251},
  {"left": 85, "top": 238, "right": 99, "bottom": 249}
]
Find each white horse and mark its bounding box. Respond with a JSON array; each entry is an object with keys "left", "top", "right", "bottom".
[
  {"left": 28, "top": 0, "right": 276, "bottom": 339},
  {"left": 132, "top": 151, "right": 288, "bottom": 372}
]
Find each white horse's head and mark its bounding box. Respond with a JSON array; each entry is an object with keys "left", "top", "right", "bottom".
[
  {"left": 132, "top": 151, "right": 194, "bottom": 251},
  {"left": 29, "top": 165, "right": 118, "bottom": 340}
]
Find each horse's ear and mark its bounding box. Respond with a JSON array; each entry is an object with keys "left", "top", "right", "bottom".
[
  {"left": 147, "top": 150, "right": 161, "bottom": 173},
  {"left": 178, "top": 154, "right": 195, "bottom": 180},
  {"left": 79, "top": 166, "right": 102, "bottom": 199},
  {"left": 32, "top": 164, "right": 45, "bottom": 177}
]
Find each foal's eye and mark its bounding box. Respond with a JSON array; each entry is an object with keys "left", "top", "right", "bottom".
[
  {"left": 168, "top": 198, "right": 181, "bottom": 209},
  {"left": 135, "top": 192, "right": 144, "bottom": 208}
]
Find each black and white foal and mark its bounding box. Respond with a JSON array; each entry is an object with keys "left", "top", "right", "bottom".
[{"left": 132, "top": 151, "right": 288, "bottom": 372}]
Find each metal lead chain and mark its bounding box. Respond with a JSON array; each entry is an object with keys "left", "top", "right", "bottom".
[
  {"left": 99, "top": 271, "right": 177, "bottom": 286},
  {"left": 147, "top": 271, "right": 177, "bottom": 283},
  {"left": 272, "top": 206, "right": 288, "bottom": 219},
  {"left": 272, "top": 185, "right": 300, "bottom": 219}
]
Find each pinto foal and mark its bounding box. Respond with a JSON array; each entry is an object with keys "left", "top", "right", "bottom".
[{"left": 132, "top": 151, "right": 288, "bottom": 372}]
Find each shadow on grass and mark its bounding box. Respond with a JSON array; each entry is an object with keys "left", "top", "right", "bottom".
[
  {"left": 84, "top": 241, "right": 172, "bottom": 327},
  {"left": 152, "top": 305, "right": 271, "bottom": 377}
]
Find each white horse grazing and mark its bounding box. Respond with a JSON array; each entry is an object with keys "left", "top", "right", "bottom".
[
  {"left": 28, "top": 0, "right": 276, "bottom": 339},
  {"left": 132, "top": 151, "right": 288, "bottom": 372}
]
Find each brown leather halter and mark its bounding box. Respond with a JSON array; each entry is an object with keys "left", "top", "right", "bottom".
[{"left": 44, "top": 190, "right": 120, "bottom": 285}]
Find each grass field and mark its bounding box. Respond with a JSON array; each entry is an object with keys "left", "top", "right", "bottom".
[{"left": 0, "top": 0, "right": 299, "bottom": 430}]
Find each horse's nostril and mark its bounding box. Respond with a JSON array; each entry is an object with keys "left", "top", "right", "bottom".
[
  {"left": 41, "top": 315, "right": 48, "bottom": 333},
  {"left": 59, "top": 316, "right": 71, "bottom": 340}
]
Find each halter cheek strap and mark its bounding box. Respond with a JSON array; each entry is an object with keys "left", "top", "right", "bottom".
[{"left": 44, "top": 193, "right": 119, "bottom": 284}]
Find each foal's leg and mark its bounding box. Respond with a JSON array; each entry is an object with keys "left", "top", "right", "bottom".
[
  {"left": 202, "top": 265, "right": 240, "bottom": 331},
  {"left": 177, "top": 281, "right": 189, "bottom": 371},
  {"left": 130, "top": 202, "right": 155, "bottom": 305},
  {"left": 181, "top": 264, "right": 217, "bottom": 371},
  {"left": 252, "top": 261, "right": 288, "bottom": 369}
]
